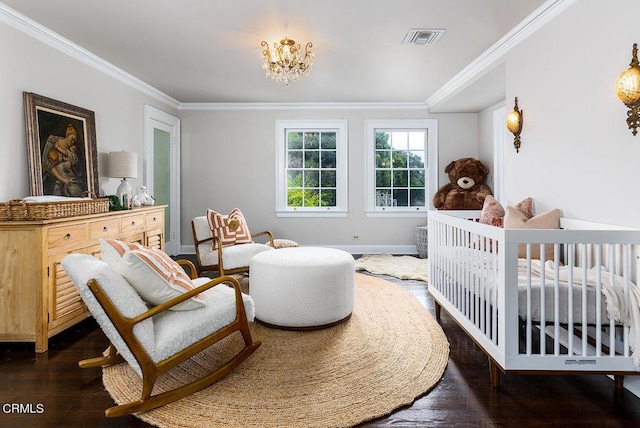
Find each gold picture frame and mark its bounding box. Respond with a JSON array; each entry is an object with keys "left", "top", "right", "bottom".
[{"left": 23, "top": 92, "right": 99, "bottom": 197}]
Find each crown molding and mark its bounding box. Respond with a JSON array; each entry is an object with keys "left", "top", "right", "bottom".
[
  {"left": 178, "top": 102, "right": 428, "bottom": 111},
  {"left": 2, "top": 0, "right": 574, "bottom": 113},
  {"left": 0, "top": 3, "right": 180, "bottom": 109},
  {"left": 0, "top": 4, "right": 429, "bottom": 112},
  {"left": 425, "top": 0, "right": 578, "bottom": 111}
]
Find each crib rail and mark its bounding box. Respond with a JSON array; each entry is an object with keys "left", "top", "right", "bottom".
[{"left": 428, "top": 210, "right": 640, "bottom": 375}]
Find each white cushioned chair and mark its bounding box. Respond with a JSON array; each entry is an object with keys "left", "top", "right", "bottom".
[
  {"left": 61, "top": 253, "right": 261, "bottom": 417},
  {"left": 191, "top": 215, "right": 274, "bottom": 277}
]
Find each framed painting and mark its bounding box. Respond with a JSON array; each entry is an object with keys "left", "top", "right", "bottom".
[{"left": 23, "top": 92, "right": 100, "bottom": 197}]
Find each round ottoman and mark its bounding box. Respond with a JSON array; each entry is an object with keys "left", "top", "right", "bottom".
[{"left": 249, "top": 247, "right": 355, "bottom": 330}]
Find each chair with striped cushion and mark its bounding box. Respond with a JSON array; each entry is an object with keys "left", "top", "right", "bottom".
[{"left": 191, "top": 208, "right": 275, "bottom": 277}]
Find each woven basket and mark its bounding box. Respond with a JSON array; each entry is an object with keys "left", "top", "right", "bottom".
[
  {"left": 415, "top": 225, "right": 428, "bottom": 259},
  {"left": 0, "top": 197, "right": 109, "bottom": 221}
]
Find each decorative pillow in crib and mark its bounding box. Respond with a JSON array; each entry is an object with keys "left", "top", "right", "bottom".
[
  {"left": 206, "top": 208, "right": 253, "bottom": 250},
  {"left": 480, "top": 196, "right": 533, "bottom": 227},
  {"left": 504, "top": 206, "right": 561, "bottom": 260},
  {"left": 117, "top": 246, "right": 206, "bottom": 310}
]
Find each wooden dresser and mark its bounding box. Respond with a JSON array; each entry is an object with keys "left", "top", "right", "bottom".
[{"left": 0, "top": 205, "right": 166, "bottom": 352}]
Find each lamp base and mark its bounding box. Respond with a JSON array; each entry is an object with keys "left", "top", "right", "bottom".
[{"left": 116, "top": 178, "right": 132, "bottom": 207}]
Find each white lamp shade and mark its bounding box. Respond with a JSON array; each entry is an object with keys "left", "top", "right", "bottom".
[{"left": 109, "top": 151, "right": 138, "bottom": 178}]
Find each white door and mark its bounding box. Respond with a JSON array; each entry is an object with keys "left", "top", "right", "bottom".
[{"left": 144, "top": 105, "right": 180, "bottom": 255}]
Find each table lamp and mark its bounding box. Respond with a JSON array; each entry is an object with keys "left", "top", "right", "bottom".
[{"left": 109, "top": 151, "right": 138, "bottom": 206}]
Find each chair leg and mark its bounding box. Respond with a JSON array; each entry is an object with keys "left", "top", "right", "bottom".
[{"left": 79, "top": 344, "right": 125, "bottom": 368}]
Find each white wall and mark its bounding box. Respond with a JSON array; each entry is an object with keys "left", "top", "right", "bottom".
[
  {"left": 502, "top": 0, "right": 640, "bottom": 226},
  {"left": 180, "top": 108, "right": 478, "bottom": 250},
  {"left": 0, "top": 21, "right": 177, "bottom": 201},
  {"left": 478, "top": 100, "right": 505, "bottom": 191}
]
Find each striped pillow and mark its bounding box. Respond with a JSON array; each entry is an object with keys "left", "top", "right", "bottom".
[
  {"left": 118, "top": 246, "right": 206, "bottom": 310},
  {"left": 100, "top": 238, "right": 145, "bottom": 267},
  {"left": 206, "top": 208, "right": 253, "bottom": 249}
]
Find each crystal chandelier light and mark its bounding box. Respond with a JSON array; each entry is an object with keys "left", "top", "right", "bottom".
[{"left": 261, "top": 37, "right": 314, "bottom": 86}]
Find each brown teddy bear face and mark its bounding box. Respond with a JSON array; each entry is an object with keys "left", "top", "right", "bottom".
[
  {"left": 445, "top": 157, "right": 489, "bottom": 188},
  {"left": 433, "top": 157, "right": 492, "bottom": 210}
]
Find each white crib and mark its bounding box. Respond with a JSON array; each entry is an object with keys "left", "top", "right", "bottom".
[{"left": 428, "top": 209, "right": 640, "bottom": 389}]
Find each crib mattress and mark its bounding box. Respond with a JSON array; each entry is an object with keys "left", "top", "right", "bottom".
[{"left": 516, "top": 269, "right": 610, "bottom": 325}]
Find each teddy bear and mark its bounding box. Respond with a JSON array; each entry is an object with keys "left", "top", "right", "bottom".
[
  {"left": 433, "top": 157, "right": 492, "bottom": 210},
  {"left": 131, "top": 186, "right": 155, "bottom": 207}
]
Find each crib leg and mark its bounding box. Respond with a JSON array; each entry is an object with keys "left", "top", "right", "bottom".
[
  {"left": 614, "top": 375, "right": 625, "bottom": 390},
  {"left": 489, "top": 358, "right": 500, "bottom": 388},
  {"left": 433, "top": 301, "right": 441, "bottom": 322}
]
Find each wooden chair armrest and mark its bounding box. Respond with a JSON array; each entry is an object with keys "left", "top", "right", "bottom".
[
  {"left": 252, "top": 230, "right": 274, "bottom": 247},
  {"left": 176, "top": 259, "right": 197, "bottom": 279},
  {"left": 214, "top": 235, "right": 224, "bottom": 267}
]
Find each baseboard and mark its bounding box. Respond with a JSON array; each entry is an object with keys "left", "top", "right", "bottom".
[{"left": 179, "top": 244, "right": 419, "bottom": 256}]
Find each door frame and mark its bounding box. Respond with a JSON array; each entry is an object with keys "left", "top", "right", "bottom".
[
  {"left": 143, "top": 105, "right": 180, "bottom": 255},
  {"left": 492, "top": 106, "right": 506, "bottom": 204}
]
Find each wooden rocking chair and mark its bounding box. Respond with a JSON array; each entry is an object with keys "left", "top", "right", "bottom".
[
  {"left": 61, "top": 253, "right": 261, "bottom": 417},
  {"left": 191, "top": 215, "right": 274, "bottom": 277}
]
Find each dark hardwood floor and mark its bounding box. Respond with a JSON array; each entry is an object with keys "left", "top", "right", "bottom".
[{"left": 2, "top": 266, "right": 640, "bottom": 427}]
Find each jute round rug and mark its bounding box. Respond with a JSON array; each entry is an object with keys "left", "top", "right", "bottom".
[{"left": 102, "top": 273, "right": 449, "bottom": 427}]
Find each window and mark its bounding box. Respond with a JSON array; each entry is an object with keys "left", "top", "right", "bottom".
[
  {"left": 365, "top": 119, "right": 438, "bottom": 216},
  {"left": 276, "top": 120, "right": 348, "bottom": 217}
]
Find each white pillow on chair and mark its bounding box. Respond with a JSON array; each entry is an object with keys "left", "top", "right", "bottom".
[
  {"left": 100, "top": 238, "right": 144, "bottom": 266},
  {"left": 100, "top": 238, "right": 206, "bottom": 310}
]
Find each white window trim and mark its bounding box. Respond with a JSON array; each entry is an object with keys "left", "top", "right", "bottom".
[
  {"left": 365, "top": 119, "right": 438, "bottom": 217},
  {"left": 275, "top": 119, "right": 349, "bottom": 217}
]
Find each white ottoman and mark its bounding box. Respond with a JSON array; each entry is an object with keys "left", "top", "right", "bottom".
[{"left": 249, "top": 247, "right": 355, "bottom": 330}]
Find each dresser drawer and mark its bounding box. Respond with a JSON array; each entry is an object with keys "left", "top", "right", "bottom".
[
  {"left": 121, "top": 213, "right": 145, "bottom": 234},
  {"left": 145, "top": 211, "right": 163, "bottom": 228},
  {"left": 48, "top": 223, "right": 87, "bottom": 249},
  {"left": 89, "top": 218, "right": 120, "bottom": 240}
]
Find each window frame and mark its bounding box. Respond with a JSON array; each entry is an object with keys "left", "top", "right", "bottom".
[
  {"left": 365, "top": 119, "right": 438, "bottom": 217},
  {"left": 276, "top": 120, "right": 349, "bottom": 217}
]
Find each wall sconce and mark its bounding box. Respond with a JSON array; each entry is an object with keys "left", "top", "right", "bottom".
[
  {"left": 615, "top": 43, "right": 640, "bottom": 136},
  {"left": 505, "top": 97, "right": 523, "bottom": 153}
]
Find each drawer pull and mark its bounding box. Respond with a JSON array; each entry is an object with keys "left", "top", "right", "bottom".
[
  {"left": 152, "top": 217, "right": 157, "bottom": 222},
  {"left": 103, "top": 226, "right": 108, "bottom": 232},
  {"left": 131, "top": 221, "right": 136, "bottom": 226},
  {"left": 64, "top": 233, "right": 71, "bottom": 240}
]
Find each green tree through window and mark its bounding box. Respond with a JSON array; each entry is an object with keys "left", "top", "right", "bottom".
[
  {"left": 286, "top": 130, "right": 338, "bottom": 208},
  {"left": 374, "top": 130, "right": 426, "bottom": 208}
]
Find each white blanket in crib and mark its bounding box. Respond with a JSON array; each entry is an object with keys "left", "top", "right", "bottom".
[{"left": 527, "top": 259, "right": 640, "bottom": 369}]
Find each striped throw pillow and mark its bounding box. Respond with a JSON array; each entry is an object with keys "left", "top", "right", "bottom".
[
  {"left": 118, "top": 246, "right": 206, "bottom": 310},
  {"left": 206, "top": 208, "right": 253, "bottom": 249},
  {"left": 100, "top": 238, "right": 145, "bottom": 267}
]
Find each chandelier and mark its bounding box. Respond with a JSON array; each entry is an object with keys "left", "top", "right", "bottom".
[{"left": 261, "top": 37, "right": 314, "bottom": 86}]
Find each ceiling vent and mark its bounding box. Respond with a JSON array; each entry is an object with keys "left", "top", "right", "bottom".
[{"left": 402, "top": 28, "right": 446, "bottom": 45}]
